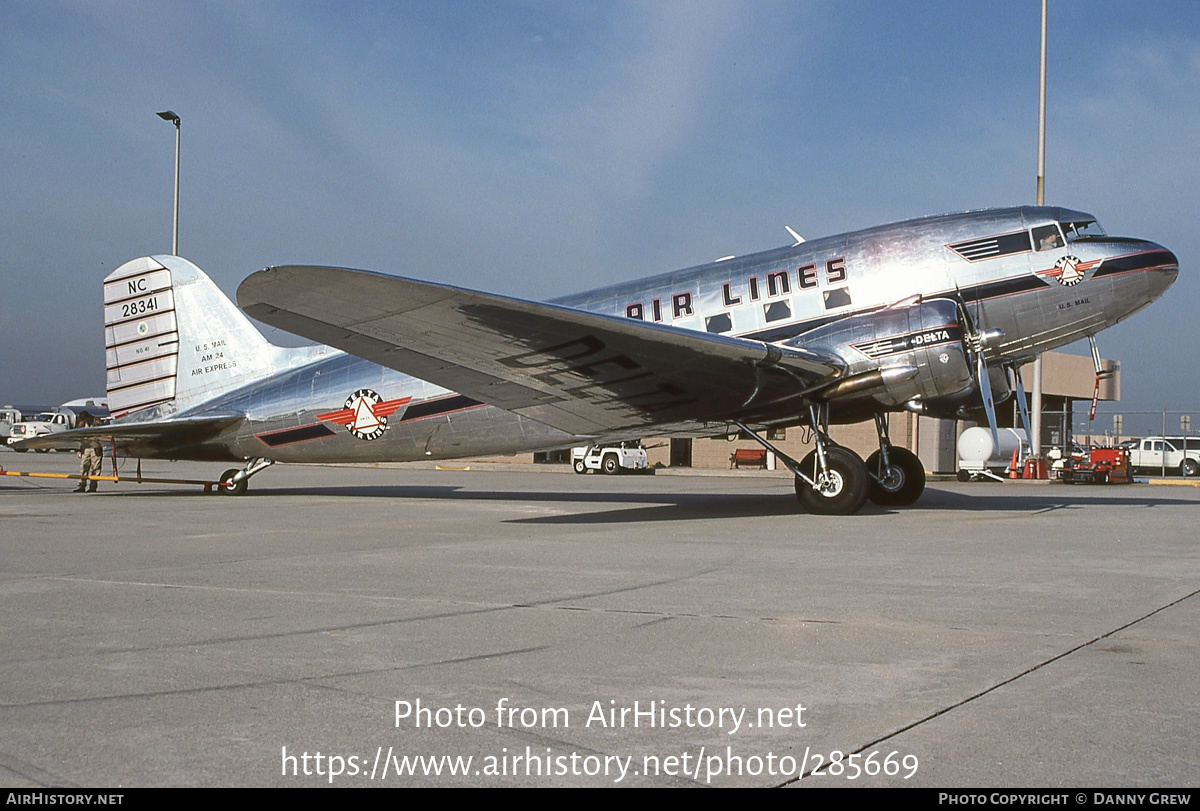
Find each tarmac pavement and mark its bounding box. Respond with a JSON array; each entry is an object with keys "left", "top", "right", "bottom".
[{"left": 0, "top": 452, "right": 1197, "bottom": 787}]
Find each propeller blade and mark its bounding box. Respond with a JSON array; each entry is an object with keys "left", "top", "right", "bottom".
[
  {"left": 1086, "top": 335, "right": 1110, "bottom": 422},
  {"left": 1011, "top": 365, "right": 1033, "bottom": 446},
  {"left": 977, "top": 352, "right": 999, "bottom": 450}
]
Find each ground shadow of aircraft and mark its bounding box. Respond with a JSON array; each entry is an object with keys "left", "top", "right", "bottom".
[{"left": 63, "top": 476, "right": 1199, "bottom": 528}]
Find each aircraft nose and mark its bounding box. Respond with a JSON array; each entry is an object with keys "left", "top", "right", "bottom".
[{"left": 1147, "top": 245, "right": 1179, "bottom": 298}]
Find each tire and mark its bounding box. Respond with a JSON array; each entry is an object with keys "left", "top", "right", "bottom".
[
  {"left": 1181, "top": 458, "right": 1199, "bottom": 478},
  {"left": 602, "top": 455, "right": 620, "bottom": 475},
  {"left": 35, "top": 448, "right": 49, "bottom": 454},
  {"left": 219, "top": 468, "right": 248, "bottom": 496},
  {"left": 14, "top": 448, "right": 27, "bottom": 453},
  {"left": 794, "top": 446, "right": 869, "bottom": 515},
  {"left": 865, "top": 447, "right": 926, "bottom": 506},
  {"left": 573, "top": 459, "right": 587, "bottom": 474},
  {"left": 956, "top": 468, "right": 972, "bottom": 482}
]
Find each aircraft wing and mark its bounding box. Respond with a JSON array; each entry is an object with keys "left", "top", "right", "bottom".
[
  {"left": 238, "top": 266, "right": 846, "bottom": 436},
  {"left": 9, "top": 415, "right": 242, "bottom": 457}
]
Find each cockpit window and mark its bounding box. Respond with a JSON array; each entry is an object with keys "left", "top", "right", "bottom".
[
  {"left": 1062, "top": 220, "right": 1106, "bottom": 241},
  {"left": 1032, "top": 224, "right": 1063, "bottom": 251}
]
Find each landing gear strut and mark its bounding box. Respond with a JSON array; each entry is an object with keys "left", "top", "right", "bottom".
[
  {"left": 736, "top": 404, "right": 870, "bottom": 515},
  {"left": 217, "top": 458, "right": 273, "bottom": 496},
  {"left": 865, "top": 413, "right": 926, "bottom": 506}
]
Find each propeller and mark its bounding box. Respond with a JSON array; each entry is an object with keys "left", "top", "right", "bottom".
[{"left": 956, "top": 296, "right": 1005, "bottom": 450}]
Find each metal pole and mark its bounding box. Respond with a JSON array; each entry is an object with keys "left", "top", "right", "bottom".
[
  {"left": 1184, "top": 415, "right": 1189, "bottom": 477},
  {"left": 157, "top": 111, "right": 180, "bottom": 255},
  {"left": 172, "top": 119, "right": 179, "bottom": 255},
  {"left": 1162, "top": 409, "right": 1167, "bottom": 478},
  {"left": 1031, "top": 0, "right": 1047, "bottom": 458}
]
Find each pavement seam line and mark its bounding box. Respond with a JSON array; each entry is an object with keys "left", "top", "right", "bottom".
[{"left": 774, "top": 585, "right": 1200, "bottom": 788}]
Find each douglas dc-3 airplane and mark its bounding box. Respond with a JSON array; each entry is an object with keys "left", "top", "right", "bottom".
[{"left": 16, "top": 206, "right": 1177, "bottom": 514}]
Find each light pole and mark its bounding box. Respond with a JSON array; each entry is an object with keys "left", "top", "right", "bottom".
[
  {"left": 157, "top": 110, "right": 180, "bottom": 255},
  {"left": 1030, "top": 0, "right": 1047, "bottom": 459}
]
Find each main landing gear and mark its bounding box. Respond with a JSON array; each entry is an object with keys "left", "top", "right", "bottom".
[
  {"left": 737, "top": 405, "right": 869, "bottom": 515},
  {"left": 793, "top": 444, "right": 869, "bottom": 515},
  {"left": 864, "top": 412, "right": 926, "bottom": 506},
  {"left": 217, "top": 458, "right": 273, "bottom": 496},
  {"left": 736, "top": 407, "right": 927, "bottom": 515}
]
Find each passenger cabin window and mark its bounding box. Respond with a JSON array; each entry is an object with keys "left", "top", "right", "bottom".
[
  {"left": 823, "top": 287, "right": 852, "bottom": 310},
  {"left": 705, "top": 313, "right": 732, "bottom": 334},
  {"left": 1032, "top": 224, "right": 1064, "bottom": 252},
  {"left": 763, "top": 300, "right": 791, "bottom": 323}
]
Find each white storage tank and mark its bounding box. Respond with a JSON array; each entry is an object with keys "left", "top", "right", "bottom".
[{"left": 957, "top": 427, "right": 1026, "bottom": 480}]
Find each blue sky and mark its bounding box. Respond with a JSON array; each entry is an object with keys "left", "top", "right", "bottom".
[{"left": 1, "top": 1, "right": 1197, "bottom": 417}]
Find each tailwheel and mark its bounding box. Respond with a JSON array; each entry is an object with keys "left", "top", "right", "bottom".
[
  {"left": 865, "top": 446, "right": 926, "bottom": 506},
  {"left": 794, "top": 446, "right": 869, "bottom": 515},
  {"left": 219, "top": 468, "right": 248, "bottom": 496},
  {"left": 215, "top": 458, "right": 272, "bottom": 495}
]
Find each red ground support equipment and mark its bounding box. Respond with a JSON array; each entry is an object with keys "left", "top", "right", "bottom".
[{"left": 1062, "top": 448, "right": 1131, "bottom": 484}]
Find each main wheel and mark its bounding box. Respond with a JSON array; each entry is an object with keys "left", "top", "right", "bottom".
[
  {"left": 865, "top": 447, "right": 926, "bottom": 506},
  {"left": 573, "top": 458, "right": 587, "bottom": 474},
  {"left": 219, "top": 468, "right": 248, "bottom": 496},
  {"left": 602, "top": 455, "right": 620, "bottom": 475},
  {"left": 794, "top": 446, "right": 869, "bottom": 515},
  {"left": 1181, "top": 458, "right": 1199, "bottom": 477}
]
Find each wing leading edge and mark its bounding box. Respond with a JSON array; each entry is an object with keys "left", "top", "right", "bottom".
[{"left": 238, "top": 266, "right": 845, "bottom": 436}]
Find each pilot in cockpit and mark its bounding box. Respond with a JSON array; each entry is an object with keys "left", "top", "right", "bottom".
[{"left": 1037, "top": 229, "right": 1062, "bottom": 251}]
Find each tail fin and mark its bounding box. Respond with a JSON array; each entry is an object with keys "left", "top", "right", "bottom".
[{"left": 104, "top": 256, "right": 291, "bottom": 418}]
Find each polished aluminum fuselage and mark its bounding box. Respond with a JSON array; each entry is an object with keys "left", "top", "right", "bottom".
[{"left": 180, "top": 206, "right": 1178, "bottom": 463}]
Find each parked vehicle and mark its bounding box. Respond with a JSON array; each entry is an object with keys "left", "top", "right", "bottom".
[
  {"left": 7, "top": 411, "right": 77, "bottom": 451},
  {"left": 1126, "top": 436, "right": 1200, "bottom": 476},
  {"left": 1046, "top": 441, "right": 1088, "bottom": 480},
  {"left": 1061, "top": 447, "right": 1132, "bottom": 484},
  {"left": 0, "top": 407, "right": 22, "bottom": 444},
  {"left": 572, "top": 441, "right": 649, "bottom": 474}
]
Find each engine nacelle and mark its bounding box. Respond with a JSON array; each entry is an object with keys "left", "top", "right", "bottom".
[{"left": 787, "top": 297, "right": 975, "bottom": 408}]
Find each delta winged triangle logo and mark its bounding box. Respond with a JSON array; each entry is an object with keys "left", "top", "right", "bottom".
[
  {"left": 1055, "top": 255, "right": 1084, "bottom": 286},
  {"left": 317, "top": 390, "right": 411, "bottom": 441}
]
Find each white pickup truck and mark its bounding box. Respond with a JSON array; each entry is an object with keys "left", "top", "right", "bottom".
[
  {"left": 572, "top": 442, "right": 649, "bottom": 474},
  {"left": 7, "top": 411, "right": 76, "bottom": 451},
  {"left": 1126, "top": 437, "right": 1200, "bottom": 477},
  {"left": 0, "top": 407, "right": 22, "bottom": 444}
]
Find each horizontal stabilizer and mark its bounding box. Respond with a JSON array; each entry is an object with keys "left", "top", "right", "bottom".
[{"left": 238, "top": 266, "right": 845, "bottom": 435}]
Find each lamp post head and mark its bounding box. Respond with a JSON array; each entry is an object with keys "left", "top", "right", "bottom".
[{"left": 156, "top": 110, "right": 180, "bottom": 126}]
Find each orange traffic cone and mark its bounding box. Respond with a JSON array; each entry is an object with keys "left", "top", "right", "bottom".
[{"left": 1009, "top": 448, "right": 1020, "bottom": 478}]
